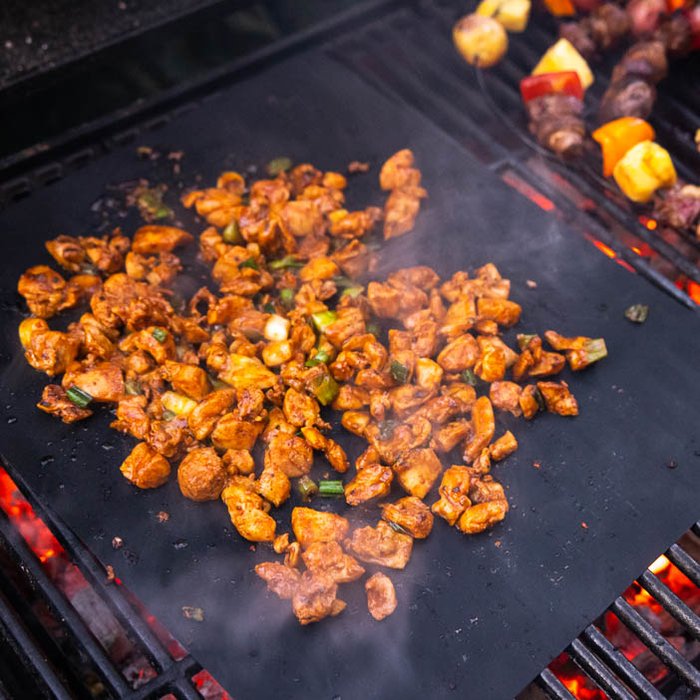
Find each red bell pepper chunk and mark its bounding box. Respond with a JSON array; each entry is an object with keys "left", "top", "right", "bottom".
[{"left": 520, "top": 71, "right": 584, "bottom": 103}]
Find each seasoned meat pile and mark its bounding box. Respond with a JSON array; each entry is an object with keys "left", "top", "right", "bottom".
[{"left": 17, "top": 148, "right": 606, "bottom": 625}]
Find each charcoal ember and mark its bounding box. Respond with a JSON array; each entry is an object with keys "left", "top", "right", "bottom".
[
  {"left": 653, "top": 184, "right": 700, "bottom": 230},
  {"left": 599, "top": 77, "right": 656, "bottom": 123}
]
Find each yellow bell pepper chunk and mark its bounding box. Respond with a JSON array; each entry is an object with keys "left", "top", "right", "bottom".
[
  {"left": 613, "top": 141, "right": 677, "bottom": 203},
  {"left": 532, "top": 39, "right": 594, "bottom": 90},
  {"left": 476, "top": 0, "right": 531, "bottom": 32}
]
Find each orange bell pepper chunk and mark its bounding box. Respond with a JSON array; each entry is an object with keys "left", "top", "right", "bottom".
[
  {"left": 543, "top": 0, "right": 576, "bottom": 16},
  {"left": 592, "top": 117, "right": 656, "bottom": 177}
]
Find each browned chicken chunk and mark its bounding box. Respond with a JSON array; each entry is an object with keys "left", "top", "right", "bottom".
[
  {"left": 255, "top": 562, "right": 301, "bottom": 599},
  {"left": 344, "top": 464, "right": 394, "bottom": 505},
  {"left": 120, "top": 442, "right": 171, "bottom": 489},
  {"left": 301, "top": 541, "right": 365, "bottom": 583},
  {"left": 431, "top": 465, "right": 472, "bottom": 526},
  {"left": 365, "top": 572, "right": 398, "bottom": 621},
  {"left": 393, "top": 448, "right": 443, "bottom": 499},
  {"left": 347, "top": 520, "right": 413, "bottom": 569},
  {"left": 380, "top": 496, "right": 433, "bottom": 538},
  {"left": 291, "top": 507, "right": 349, "bottom": 548},
  {"left": 292, "top": 571, "right": 346, "bottom": 625},
  {"left": 178, "top": 447, "right": 226, "bottom": 501}
]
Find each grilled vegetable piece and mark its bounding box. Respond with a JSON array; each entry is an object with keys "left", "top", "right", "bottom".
[
  {"left": 532, "top": 38, "right": 594, "bottom": 90},
  {"left": 380, "top": 496, "right": 434, "bottom": 538},
  {"left": 592, "top": 117, "right": 656, "bottom": 177},
  {"left": 613, "top": 140, "right": 677, "bottom": 203},
  {"left": 520, "top": 71, "right": 583, "bottom": 102},
  {"left": 348, "top": 521, "right": 413, "bottom": 569},
  {"left": 291, "top": 507, "right": 350, "bottom": 548},
  {"left": 452, "top": 14, "right": 508, "bottom": 68},
  {"left": 120, "top": 442, "right": 171, "bottom": 489},
  {"left": 476, "top": 0, "right": 531, "bottom": 32},
  {"left": 365, "top": 572, "right": 398, "bottom": 621},
  {"left": 543, "top": 0, "right": 575, "bottom": 17},
  {"left": 544, "top": 330, "right": 608, "bottom": 370}
]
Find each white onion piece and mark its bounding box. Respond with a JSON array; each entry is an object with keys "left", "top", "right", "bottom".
[{"left": 264, "top": 314, "right": 290, "bottom": 342}]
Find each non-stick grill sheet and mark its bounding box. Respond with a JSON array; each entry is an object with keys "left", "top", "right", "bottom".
[{"left": 1, "top": 49, "right": 699, "bottom": 700}]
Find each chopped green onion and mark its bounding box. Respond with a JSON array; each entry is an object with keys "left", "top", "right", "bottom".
[
  {"left": 583, "top": 338, "right": 607, "bottom": 364},
  {"left": 263, "top": 302, "right": 276, "bottom": 314},
  {"left": 341, "top": 286, "right": 364, "bottom": 298},
  {"left": 152, "top": 328, "right": 168, "bottom": 343},
  {"left": 298, "top": 476, "right": 318, "bottom": 501},
  {"left": 311, "top": 310, "right": 338, "bottom": 333},
  {"left": 222, "top": 220, "right": 242, "bottom": 244},
  {"left": 66, "top": 386, "right": 92, "bottom": 408},
  {"left": 305, "top": 349, "right": 330, "bottom": 367},
  {"left": 311, "top": 373, "right": 340, "bottom": 406},
  {"left": 332, "top": 275, "right": 356, "bottom": 289},
  {"left": 517, "top": 334, "right": 537, "bottom": 351},
  {"left": 625, "top": 304, "right": 649, "bottom": 323},
  {"left": 267, "top": 157, "right": 293, "bottom": 176},
  {"left": 461, "top": 369, "right": 478, "bottom": 386},
  {"left": 388, "top": 521, "right": 409, "bottom": 535},
  {"left": 378, "top": 419, "right": 397, "bottom": 441},
  {"left": 162, "top": 409, "right": 177, "bottom": 421},
  {"left": 533, "top": 388, "right": 546, "bottom": 412},
  {"left": 239, "top": 258, "right": 259, "bottom": 271},
  {"left": 390, "top": 360, "right": 410, "bottom": 384},
  {"left": 318, "top": 480, "right": 344, "bottom": 497},
  {"left": 366, "top": 322, "right": 381, "bottom": 338},
  {"left": 137, "top": 188, "right": 173, "bottom": 220},
  {"left": 269, "top": 255, "right": 304, "bottom": 270},
  {"left": 280, "top": 288, "right": 295, "bottom": 308},
  {"left": 182, "top": 606, "right": 204, "bottom": 622},
  {"left": 124, "top": 379, "right": 142, "bottom": 396}
]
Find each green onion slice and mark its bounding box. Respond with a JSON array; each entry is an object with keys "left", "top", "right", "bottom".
[
  {"left": 461, "top": 369, "right": 478, "bottom": 386},
  {"left": 390, "top": 360, "right": 410, "bottom": 384},
  {"left": 269, "top": 256, "right": 305, "bottom": 270},
  {"left": 318, "top": 480, "right": 344, "bottom": 497},
  {"left": 298, "top": 475, "right": 318, "bottom": 500},
  {"left": 222, "top": 220, "right": 242, "bottom": 244},
  {"left": 267, "top": 157, "right": 293, "bottom": 176},
  {"left": 152, "top": 328, "right": 168, "bottom": 343},
  {"left": 239, "top": 258, "right": 259, "bottom": 271},
  {"left": 66, "top": 386, "right": 92, "bottom": 408},
  {"left": 625, "top": 304, "right": 649, "bottom": 323},
  {"left": 311, "top": 310, "right": 338, "bottom": 333},
  {"left": 305, "top": 349, "right": 330, "bottom": 367}
]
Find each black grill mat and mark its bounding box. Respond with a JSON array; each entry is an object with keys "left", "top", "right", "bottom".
[{"left": 1, "top": 49, "right": 700, "bottom": 700}]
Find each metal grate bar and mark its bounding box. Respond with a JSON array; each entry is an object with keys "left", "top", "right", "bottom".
[
  {"left": 567, "top": 638, "right": 636, "bottom": 700},
  {"left": 610, "top": 597, "right": 700, "bottom": 691},
  {"left": 580, "top": 624, "right": 665, "bottom": 700},
  {"left": 638, "top": 570, "right": 700, "bottom": 642},
  {"left": 0, "top": 589, "right": 73, "bottom": 700},
  {"left": 0, "top": 510, "right": 131, "bottom": 697},
  {"left": 666, "top": 542, "right": 700, "bottom": 589},
  {"left": 535, "top": 667, "right": 578, "bottom": 700},
  {"left": 124, "top": 657, "right": 201, "bottom": 700}
]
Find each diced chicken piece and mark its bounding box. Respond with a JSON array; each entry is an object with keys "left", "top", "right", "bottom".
[
  {"left": 301, "top": 541, "right": 365, "bottom": 583},
  {"left": 457, "top": 500, "right": 508, "bottom": 534},
  {"left": 120, "top": 327, "right": 176, "bottom": 365},
  {"left": 537, "top": 381, "right": 579, "bottom": 416},
  {"left": 437, "top": 334, "right": 480, "bottom": 372},
  {"left": 221, "top": 479, "right": 276, "bottom": 542},
  {"left": 132, "top": 225, "right": 194, "bottom": 254},
  {"left": 255, "top": 562, "right": 301, "bottom": 599},
  {"left": 69, "top": 362, "right": 125, "bottom": 402},
  {"left": 219, "top": 353, "right": 277, "bottom": 391},
  {"left": 332, "top": 385, "right": 371, "bottom": 410},
  {"left": 380, "top": 496, "right": 433, "bottom": 538},
  {"left": 544, "top": 330, "right": 607, "bottom": 371},
  {"left": 299, "top": 256, "right": 339, "bottom": 282},
  {"left": 367, "top": 281, "right": 401, "bottom": 318},
  {"left": 393, "top": 448, "right": 442, "bottom": 499},
  {"left": 161, "top": 361, "right": 210, "bottom": 400},
  {"left": 237, "top": 387, "right": 265, "bottom": 420},
  {"left": 379, "top": 149, "right": 422, "bottom": 190},
  {"left": 256, "top": 466, "right": 291, "bottom": 507},
  {"left": 388, "top": 266, "right": 440, "bottom": 291},
  {"left": 441, "top": 382, "right": 477, "bottom": 413},
  {"left": 292, "top": 571, "right": 345, "bottom": 625},
  {"left": 432, "top": 419, "right": 472, "bottom": 453},
  {"left": 411, "top": 395, "right": 460, "bottom": 425},
  {"left": 45, "top": 235, "right": 87, "bottom": 273},
  {"left": 474, "top": 337, "right": 506, "bottom": 382},
  {"left": 463, "top": 396, "right": 495, "bottom": 463},
  {"left": 344, "top": 464, "right": 394, "bottom": 505},
  {"left": 222, "top": 449, "right": 255, "bottom": 476},
  {"left": 146, "top": 419, "right": 188, "bottom": 459},
  {"left": 283, "top": 388, "right": 320, "bottom": 427},
  {"left": 187, "top": 389, "right": 236, "bottom": 440},
  {"left": 347, "top": 521, "right": 413, "bottom": 569},
  {"left": 477, "top": 297, "right": 521, "bottom": 327},
  {"left": 120, "top": 442, "right": 171, "bottom": 489},
  {"left": 384, "top": 185, "right": 427, "bottom": 239},
  {"left": 519, "top": 384, "right": 541, "bottom": 419},
  {"left": 18, "top": 265, "right": 67, "bottom": 318},
  {"left": 328, "top": 209, "right": 377, "bottom": 239},
  {"left": 356, "top": 445, "right": 381, "bottom": 471},
  {"left": 178, "top": 447, "right": 226, "bottom": 501},
  {"left": 301, "top": 426, "right": 349, "bottom": 473},
  {"left": 471, "top": 448, "right": 491, "bottom": 475},
  {"left": 325, "top": 307, "right": 366, "bottom": 349},
  {"left": 365, "top": 572, "right": 398, "bottom": 621},
  {"left": 25, "top": 330, "right": 80, "bottom": 377},
  {"left": 37, "top": 384, "right": 93, "bottom": 423},
  {"left": 291, "top": 507, "right": 349, "bottom": 548},
  {"left": 279, "top": 199, "right": 325, "bottom": 237},
  {"left": 489, "top": 431, "right": 518, "bottom": 461},
  {"left": 265, "top": 433, "right": 313, "bottom": 477},
  {"left": 211, "top": 413, "right": 263, "bottom": 451},
  {"left": 469, "top": 475, "right": 506, "bottom": 504},
  {"left": 439, "top": 296, "right": 477, "bottom": 338},
  {"left": 431, "top": 465, "right": 472, "bottom": 526},
  {"left": 111, "top": 395, "right": 150, "bottom": 440},
  {"left": 415, "top": 357, "right": 443, "bottom": 392},
  {"left": 489, "top": 381, "right": 523, "bottom": 417},
  {"left": 341, "top": 410, "right": 371, "bottom": 437},
  {"left": 331, "top": 239, "right": 371, "bottom": 277}
]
